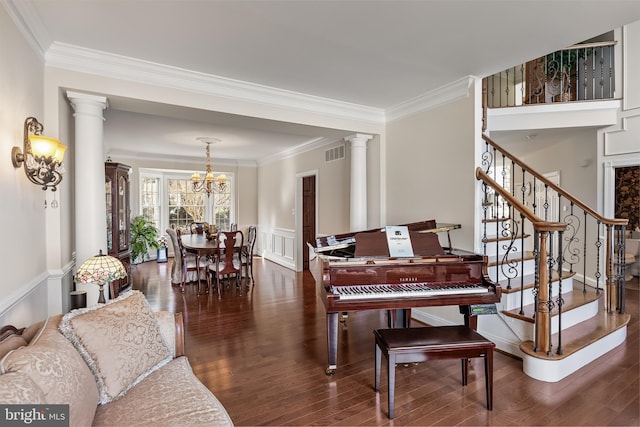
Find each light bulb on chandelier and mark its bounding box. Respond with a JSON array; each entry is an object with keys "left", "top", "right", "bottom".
[{"left": 190, "top": 137, "right": 227, "bottom": 197}]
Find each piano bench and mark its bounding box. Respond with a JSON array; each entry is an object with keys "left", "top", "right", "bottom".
[{"left": 374, "top": 325, "right": 494, "bottom": 419}]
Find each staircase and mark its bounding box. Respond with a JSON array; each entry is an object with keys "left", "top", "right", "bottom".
[{"left": 475, "top": 134, "right": 631, "bottom": 382}]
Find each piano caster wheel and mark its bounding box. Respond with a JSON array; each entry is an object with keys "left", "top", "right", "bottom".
[{"left": 325, "top": 367, "right": 336, "bottom": 376}]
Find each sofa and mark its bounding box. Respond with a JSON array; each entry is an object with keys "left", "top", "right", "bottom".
[{"left": 0, "top": 290, "right": 233, "bottom": 426}]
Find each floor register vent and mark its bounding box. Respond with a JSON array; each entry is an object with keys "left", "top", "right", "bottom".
[{"left": 325, "top": 145, "right": 345, "bottom": 162}]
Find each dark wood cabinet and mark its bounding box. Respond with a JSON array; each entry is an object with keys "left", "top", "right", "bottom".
[{"left": 105, "top": 162, "right": 131, "bottom": 298}]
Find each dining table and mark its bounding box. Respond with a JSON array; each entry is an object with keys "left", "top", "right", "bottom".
[{"left": 180, "top": 233, "right": 246, "bottom": 295}]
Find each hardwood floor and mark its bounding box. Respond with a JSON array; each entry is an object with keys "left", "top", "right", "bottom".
[{"left": 133, "top": 258, "right": 639, "bottom": 426}]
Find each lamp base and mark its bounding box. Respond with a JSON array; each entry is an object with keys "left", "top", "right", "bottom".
[{"left": 98, "top": 284, "right": 106, "bottom": 304}]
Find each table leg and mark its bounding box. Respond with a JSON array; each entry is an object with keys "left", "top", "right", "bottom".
[{"left": 195, "top": 254, "right": 202, "bottom": 295}]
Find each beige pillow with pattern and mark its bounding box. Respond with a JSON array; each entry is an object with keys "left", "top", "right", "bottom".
[
  {"left": 0, "top": 315, "right": 99, "bottom": 426},
  {"left": 59, "top": 291, "right": 172, "bottom": 404}
]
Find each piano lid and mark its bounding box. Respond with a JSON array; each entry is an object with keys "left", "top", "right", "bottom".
[{"left": 314, "top": 220, "right": 437, "bottom": 258}]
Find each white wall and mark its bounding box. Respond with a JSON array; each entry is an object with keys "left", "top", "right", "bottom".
[
  {"left": 0, "top": 6, "right": 51, "bottom": 325},
  {"left": 385, "top": 91, "right": 479, "bottom": 252},
  {"left": 258, "top": 137, "right": 356, "bottom": 268}
]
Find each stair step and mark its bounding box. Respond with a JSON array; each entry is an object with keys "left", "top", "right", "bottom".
[
  {"left": 481, "top": 217, "right": 510, "bottom": 223},
  {"left": 487, "top": 251, "right": 535, "bottom": 267},
  {"left": 519, "top": 298, "right": 631, "bottom": 382},
  {"left": 520, "top": 309, "right": 630, "bottom": 360},
  {"left": 499, "top": 270, "right": 575, "bottom": 294},
  {"left": 502, "top": 288, "right": 601, "bottom": 323},
  {"left": 482, "top": 233, "right": 530, "bottom": 243}
]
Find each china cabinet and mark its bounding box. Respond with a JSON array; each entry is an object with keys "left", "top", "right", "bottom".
[{"left": 105, "top": 162, "right": 131, "bottom": 297}]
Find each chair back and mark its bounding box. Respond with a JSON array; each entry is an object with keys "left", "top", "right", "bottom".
[
  {"left": 216, "top": 230, "right": 244, "bottom": 275},
  {"left": 166, "top": 227, "right": 183, "bottom": 284},
  {"left": 166, "top": 228, "right": 182, "bottom": 263},
  {"left": 247, "top": 225, "right": 257, "bottom": 256},
  {"left": 189, "top": 222, "right": 208, "bottom": 235},
  {"left": 175, "top": 229, "right": 190, "bottom": 268}
]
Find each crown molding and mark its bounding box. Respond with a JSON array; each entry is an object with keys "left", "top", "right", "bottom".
[
  {"left": 45, "top": 42, "right": 386, "bottom": 125},
  {"left": 259, "top": 136, "right": 341, "bottom": 166},
  {"left": 106, "top": 149, "right": 255, "bottom": 168},
  {"left": 2, "top": 0, "right": 49, "bottom": 60},
  {"left": 385, "top": 76, "right": 474, "bottom": 122}
]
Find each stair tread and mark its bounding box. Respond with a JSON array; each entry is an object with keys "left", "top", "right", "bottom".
[
  {"left": 520, "top": 308, "right": 630, "bottom": 360},
  {"left": 482, "top": 233, "right": 531, "bottom": 243},
  {"left": 487, "top": 251, "right": 535, "bottom": 267},
  {"left": 482, "top": 217, "right": 510, "bottom": 223},
  {"left": 499, "top": 270, "right": 575, "bottom": 294},
  {"left": 502, "top": 287, "right": 602, "bottom": 322}
]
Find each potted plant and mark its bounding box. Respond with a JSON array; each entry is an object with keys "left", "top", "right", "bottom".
[
  {"left": 130, "top": 215, "right": 161, "bottom": 264},
  {"left": 157, "top": 235, "right": 168, "bottom": 263}
]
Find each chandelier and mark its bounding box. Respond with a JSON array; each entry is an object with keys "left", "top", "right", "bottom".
[{"left": 190, "top": 137, "right": 227, "bottom": 197}]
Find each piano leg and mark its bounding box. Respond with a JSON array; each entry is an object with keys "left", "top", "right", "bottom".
[
  {"left": 459, "top": 305, "right": 478, "bottom": 330},
  {"left": 387, "top": 309, "right": 412, "bottom": 328},
  {"left": 326, "top": 312, "right": 338, "bottom": 375}
]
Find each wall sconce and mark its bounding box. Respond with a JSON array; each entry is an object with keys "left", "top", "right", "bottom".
[{"left": 12, "top": 116, "right": 67, "bottom": 192}]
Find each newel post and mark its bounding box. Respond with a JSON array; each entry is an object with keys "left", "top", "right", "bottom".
[{"left": 536, "top": 230, "right": 551, "bottom": 353}]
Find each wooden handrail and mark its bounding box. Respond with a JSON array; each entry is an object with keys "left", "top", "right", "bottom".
[
  {"left": 560, "top": 40, "right": 617, "bottom": 51},
  {"left": 476, "top": 168, "right": 566, "bottom": 232},
  {"left": 482, "top": 134, "right": 628, "bottom": 227}
]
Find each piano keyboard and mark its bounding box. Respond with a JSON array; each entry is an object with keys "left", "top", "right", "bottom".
[{"left": 331, "top": 282, "right": 489, "bottom": 300}]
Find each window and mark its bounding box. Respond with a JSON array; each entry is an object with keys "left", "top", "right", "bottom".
[
  {"left": 140, "top": 176, "right": 160, "bottom": 229},
  {"left": 139, "top": 169, "right": 234, "bottom": 234},
  {"left": 168, "top": 178, "right": 206, "bottom": 230}
]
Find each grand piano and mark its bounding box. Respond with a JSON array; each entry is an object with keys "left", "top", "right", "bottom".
[{"left": 315, "top": 221, "right": 501, "bottom": 375}]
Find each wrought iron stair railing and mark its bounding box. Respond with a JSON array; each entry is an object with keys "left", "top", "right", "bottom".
[{"left": 477, "top": 134, "right": 628, "bottom": 357}]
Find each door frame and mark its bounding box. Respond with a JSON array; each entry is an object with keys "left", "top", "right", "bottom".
[{"left": 295, "top": 169, "right": 318, "bottom": 272}]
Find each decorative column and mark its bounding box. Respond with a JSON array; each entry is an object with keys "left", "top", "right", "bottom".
[
  {"left": 67, "top": 91, "right": 109, "bottom": 304},
  {"left": 344, "top": 133, "right": 373, "bottom": 232}
]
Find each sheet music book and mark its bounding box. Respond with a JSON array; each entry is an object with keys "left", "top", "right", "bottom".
[{"left": 385, "top": 225, "right": 414, "bottom": 257}]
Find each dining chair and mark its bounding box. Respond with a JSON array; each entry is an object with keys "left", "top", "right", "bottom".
[
  {"left": 167, "top": 227, "right": 209, "bottom": 292},
  {"left": 230, "top": 223, "right": 238, "bottom": 231},
  {"left": 209, "top": 230, "right": 244, "bottom": 297},
  {"left": 241, "top": 225, "right": 257, "bottom": 284},
  {"left": 166, "top": 227, "right": 185, "bottom": 286},
  {"left": 189, "top": 222, "right": 208, "bottom": 235}
]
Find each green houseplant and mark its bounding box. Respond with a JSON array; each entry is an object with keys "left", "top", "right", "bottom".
[{"left": 130, "top": 215, "right": 161, "bottom": 264}]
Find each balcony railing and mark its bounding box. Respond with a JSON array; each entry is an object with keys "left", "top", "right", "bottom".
[{"left": 484, "top": 41, "right": 616, "bottom": 108}]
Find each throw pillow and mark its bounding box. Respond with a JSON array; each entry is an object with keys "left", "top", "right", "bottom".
[
  {"left": 59, "top": 290, "right": 172, "bottom": 404},
  {"left": 0, "top": 315, "right": 99, "bottom": 426}
]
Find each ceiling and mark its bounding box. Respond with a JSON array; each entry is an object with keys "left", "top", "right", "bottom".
[{"left": 11, "top": 0, "right": 640, "bottom": 163}]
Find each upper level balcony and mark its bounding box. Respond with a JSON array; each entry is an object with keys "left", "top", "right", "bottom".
[{"left": 483, "top": 40, "right": 621, "bottom": 132}]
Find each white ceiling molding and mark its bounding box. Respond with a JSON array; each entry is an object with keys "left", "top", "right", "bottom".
[
  {"left": 259, "top": 136, "right": 342, "bottom": 166},
  {"left": 45, "top": 42, "right": 386, "bottom": 125},
  {"left": 106, "top": 149, "right": 255, "bottom": 168},
  {"left": 385, "top": 76, "right": 475, "bottom": 122},
  {"left": 1, "top": 0, "right": 49, "bottom": 60}
]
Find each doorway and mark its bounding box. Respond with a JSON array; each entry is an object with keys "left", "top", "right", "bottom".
[{"left": 302, "top": 175, "right": 316, "bottom": 271}]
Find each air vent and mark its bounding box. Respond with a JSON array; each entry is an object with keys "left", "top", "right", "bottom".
[{"left": 325, "top": 145, "right": 345, "bottom": 162}]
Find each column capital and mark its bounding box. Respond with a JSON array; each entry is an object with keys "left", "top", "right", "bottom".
[
  {"left": 66, "top": 91, "right": 109, "bottom": 112},
  {"left": 344, "top": 133, "right": 373, "bottom": 146}
]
